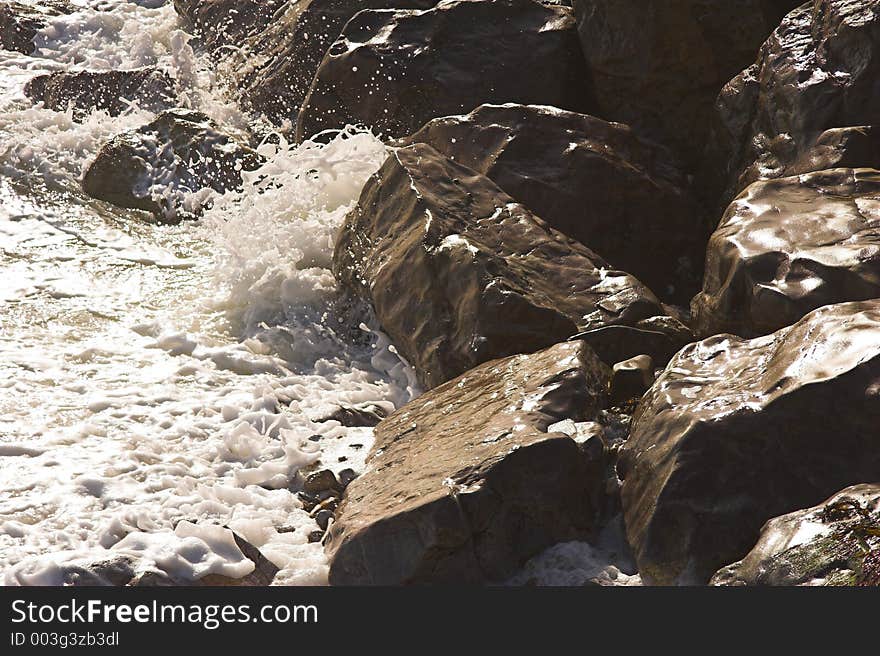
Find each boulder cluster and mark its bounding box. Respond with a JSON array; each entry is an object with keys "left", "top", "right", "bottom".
[{"left": 7, "top": 0, "right": 880, "bottom": 585}]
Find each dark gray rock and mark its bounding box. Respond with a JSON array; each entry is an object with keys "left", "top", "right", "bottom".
[
  {"left": 692, "top": 168, "right": 880, "bottom": 338},
  {"left": 712, "top": 484, "right": 880, "bottom": 586},
  {"left": 0, "top": 1, "right": 70, "bottom": 55},
  {"left": 619, "top": 300, "right": 880, "bottom": 584},
  {"left": 82, "top": 109, "right": 263, "bottom": 221},
  {"left": 710, "top": 1, "right": 880, "bottom": 205},
  {"left": 25, "top": 67, "right": 177, "bottom": 118},
  {"left": 610, "top": 355, "right": 654, "bottom": 404},
  {"left": 296, "top": 0, "right": 596, "bottom": 141},
  {"left": 172, "top": 0, "right": 287, "bottom": 52},
  {"left": 326, "top": 340, "right": 609, "bottom": 585},
  {"left": 400, "top": 103, "right": 704, "bottom": 301},
  {"left": 572, "top": 0, "right": 801, "bottom": 168},
  {"left": 334, "top": 143, "right": 667, "bottom": 389}
]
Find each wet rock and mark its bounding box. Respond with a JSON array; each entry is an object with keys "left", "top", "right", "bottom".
[
  {"left": 82, "top": 109, "right": 263, "bottom": 222},
  {"left": 0, "top": 1, "right": 70, "bottom": 55},
  {"left": 568, "top": 315, "right": 694, "bottom": 368},
  {"left": 54, "top": 555, "right": 139, "bottom": 586},
  {"left": 173, "top": 0, "right": 286, "bottom": 52},
  {"left": 240, "top": 0, "right": 437, "bottom": 128},
  {"left": 296, "top": 0, "right": 596, "bottom": 142},
  {"left": 400, "top": 104, "right": 704, "bottom": 301},
  {"left": 337, "top": 468, "right": 357, "bottom": 489},
  {"left": 316, "top": 402, "right": 389, "bottom": 427},
  {"left": 572, "top": 0, "right": 800, "bottom": 168},
  {"left": 711, "top": 1, "right": 880, "bottom": 205},
  {"left": 303, "top": 469, "right": 342, "bottom": 495},
  {"left": 610, "top": 355, "right": 653, "bottom": 404},
  {"left": 334, "top": 143, "right": 666, "bottom": 389},
  {"left": 619, "top": 300, "right": 880, "bottom": 585},
  {"left": 326, "top": 340, "right": 610, "bottom": 585},
  {"left": 308, "top": 530, "right": 325, "bottom": 543},
  {"left": 692, "top": 168, "right": 880, "bottom": 338},
  {"left": 712, "top": 484, "right": 880, "bottom": 586},
  {"left": 24, "top": 67, "right": 177, "bottom": 118},
  {"left": 314, "top": 509, "right": 333, "bottom": 532}
]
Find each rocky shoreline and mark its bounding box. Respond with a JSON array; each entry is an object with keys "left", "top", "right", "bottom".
[{"left": 4, "top": 0, "right": 880, "bottom": 586}]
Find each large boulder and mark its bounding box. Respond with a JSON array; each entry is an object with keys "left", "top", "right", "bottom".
[
  {"left": 711, "top": 0, "right": 880, "bottom": 205},
  {"left": 172, "top": 0, "right": 287, "bottom": 52},
  {"left": 572, "top": 0, "right": 802, "bottom": 168},
  {"left": 326, "top": 340, "right": 610, "bottom": 585},
  {"left": 692, "top": 168, "right": 880, "bottom": 339},
  {"left": 0, "top": 1, "right": 70, "bottom": 55},
  {"left": 619, "top": 300, "right": 880, "bottom": 585},
  {"left": 712, "top": 484, "right": 880, "bottom": 587},
  {"left": 25, "top": 67, "right": 177, "bottom": 118},
  {"left": 240, "top": 0, "right": 437, "bottom": 128},
  {"left": 83, "top": 109, "right": 263, "bottom": 222},
  {"left": 296, "top": 0, "right": 596, "bottom": 141},
  {"left": 400, "top": 103, "right": 705, "bottom": 301},
  {"left": 334, "top": 143, "right": 668, "bottom": 389}
]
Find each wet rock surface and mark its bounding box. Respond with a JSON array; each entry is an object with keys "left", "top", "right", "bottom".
[
  {"left": 172, "top": 0, "right": 287, "bottom": 52},
  {"left": 400, "top": 104, "right": 704, "bottom": 301},
  {"left": 82, "top": 108, "right": 263, "bottom": 221},
  {"left": 326, "top": 340, "right": 609, "bottom": 585},
  {"left": 334, "top": 142, "right": 667, "bottom": 389},
  {"left": 610, "top": 355, "right": 653, "bottom": 404},
  {"left": 712, "top": 484, "right": 880, "bottom": 587},
  {"left": 619, "top": 300, "right": 880, "bottom": 585},
  {"left": 711, "top": 0, "right": 880, "bottom": 205},
  {"left": 24, "top": 67, "right": 177, "bottom": 118},
  {"left": 692, "top": 168, "right": 880, "bottom": 338},
  {"left": 572, "top": 0, "right": 800, "bottom": 168},
  {"left": 296, "top": 0, "right": 596, "bottom": 141},
  {"left": 0, "top": 0, "right": 70, "bottom": 55},
  {"left": 240, "top": 0, "right": 437, "bottom": 128}
]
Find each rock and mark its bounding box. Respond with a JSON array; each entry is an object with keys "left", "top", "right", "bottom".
[
  {"left": 326, "top": 340, "right": 610, "bottom": 585},
  {"left": 334, "top": 143, "right": 667, "bottom": 389},
  {"left": 569, "top": 316, "right": 694, "bottom": 368},
  {"left": 0, "top": 0, "right": 70, "bottom": 55},
  {"left": 610, "top": 355, "right": 654, "bottom": 404},
  {"left": 338, "top": 468, "right": 357, "bottom": 489},
  {"left": 56, "top": 555, "right": 139, "bottom": 586},
  {"left": 82, "top": 109, "right": 263, "bottom": 221},
  {"left": 314, "top": 509, "right": 333, "bottom": 532},
  {"left": 24, "top": 67, "right": 177, "bottom": 118},
  {"left": 173, "top": 0, "right": 287, "bottom": 52},
  {"left": 619, "top": 300, "right": 880, "bottom": 585},
  {"left": 399, "top": 103, "right": 704, "bottom": 301},
  {"left": 316, "top": 402, "right": 389, "bottom": 427},
  {"left": 303, "top": 469, "right": 342, "bottom": 495},
  {"left": 692, "top": 168, "right": 880, "bottom": 339},
  {"left": 239, "top": 0, "right": 437, "bottom": 128},
  {"left": 296, "top": 0, "right": 596, "bottom": 142},
  {"left": 711, "top": 1, "right": 880, "bottom": 205},
  {"left": 711, "top": 484, "right": 880, "bottom": 586},
  {"left": 572, "top": 0, "right": 800, "bottom": 168},
  {"left": 308, "top": 530, "right": 325, "bottom": 543}
]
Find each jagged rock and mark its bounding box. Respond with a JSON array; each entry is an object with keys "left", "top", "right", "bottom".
[
  {"left": 172, "top": 0, "right": 287, "bottom": 52},
  {"left": 569, "top": 316, "right": 694, "bottom": 368},
  {"left": 82, "top": 109, "right": 263, "bottom": 221},
  {"left": 711, "top": 1, "right": 880, "bottom": 205},
  {"left": 55, "top": 555, "right": 139, "bottom": 586},
  {"left": 0, "top": 1, "right": 70, "bottom": 55},
  {"left": 334, "top": 143, "right": 667, "bottom": 389},
  {"left": 240, "top": 0, "right": 437, "bottom": 127},
  {"left": 296, "top": 0, "right": 596, "bottom": 141},
  {"left": 326, "top": 340, "right": 610, "bottom": 585},
  {"left": 692, "top": 168, "right": 880, "bottom": 339},
  {"left": 24, "top": 67, "right": 177, "bottom": 118},
  {"left": 316, "top": 402, "right": 389, "bottom": 427},
  {"left": 712, "top": 484, "right": 880, "bottom": 586},
  {"left": 303, "top": 469, "right": 342, "bottom": 495},
  {"left": 619, "top": 300, "right": 880, "bottom": 585},
  {"left": 610, "top": 355, "right": 654, "bottom": 404},
  {"left": 400, "top": 104, "right": 704, "bottom": 301},
  {"left": 572, "top": 0, "right": 800, "bottom": 168}
]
